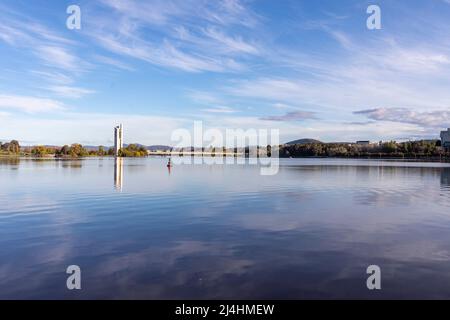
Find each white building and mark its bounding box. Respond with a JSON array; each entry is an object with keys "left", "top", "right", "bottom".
[
  {"left": 441, "top": 128, "right": 450, "bottom": 149},
  {"left": 114, "top": 124, "right": 123, "bottom": 156}
]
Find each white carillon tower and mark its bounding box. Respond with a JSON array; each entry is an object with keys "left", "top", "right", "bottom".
[{"left": 114, "top": 124, "right": 123, "bottom": 157}]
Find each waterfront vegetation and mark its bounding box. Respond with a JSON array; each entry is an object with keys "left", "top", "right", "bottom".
[
  {"left": 118, "top": 144, "right": 148, "bottom": 157},
  {"left": 0, "top": 140, "right": 142, "bottom": 158},
  {"left": 1, "top": 139, "right": 450, "bottom": 159},
  {"left": 0, "top": 140, "right": 20, "bottom": 156},
  {"left": 279, "top": 140, "right": 450, "bottom": 159}
]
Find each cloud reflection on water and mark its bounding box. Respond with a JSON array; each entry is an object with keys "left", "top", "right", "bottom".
[{"left": 1, "top": 158, "right": 450, "bottom": 298}]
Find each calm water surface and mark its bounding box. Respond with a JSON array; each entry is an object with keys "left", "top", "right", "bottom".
[{"left": 1, "top": 157, "right": 450, "bottom": 299}]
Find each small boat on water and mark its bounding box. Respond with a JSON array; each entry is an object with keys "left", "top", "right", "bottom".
[{"left": 167, "top": 158, "right": 172, "bottom": 168}]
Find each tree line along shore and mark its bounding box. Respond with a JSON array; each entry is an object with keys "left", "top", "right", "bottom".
[
  {"left": 0, "top": 141, "right": 147, "bottom": 158},
  {"left": 279, "top": 140, "right": 450, "bottom": 159},
  {"left": 1, "top": 139, "right": 450, "bottom": 160}
]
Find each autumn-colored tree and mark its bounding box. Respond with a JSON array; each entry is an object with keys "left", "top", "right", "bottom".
[
  {"left": 31, "top": 146, "right": 52, "bottom": 157},
  {"left": 67, "top": 143, "right": 88, "bottom": 157},
  {"left": 8, "top": 140, "right": 20, "bottom": 153}
]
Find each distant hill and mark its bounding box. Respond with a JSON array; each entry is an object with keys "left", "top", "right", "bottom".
[
  {"left": 147, "top": 145, "right": 172, "bottom": 151},
  {"left": 124, "top": 143, "right": 146, "bottom": 148},
  {"left": 124, "top": 144, "right": 172, "bottom": 151},
  {"left": 83, "top": 145, "right": 106, "bottom": 151},
  {"left": 286, "top": 138, "right": 322, "bottom": 145}
]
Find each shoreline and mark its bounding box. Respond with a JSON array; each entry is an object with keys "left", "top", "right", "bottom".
[{"left": 2, "top": 154, "right": 450, "bottom": 163}]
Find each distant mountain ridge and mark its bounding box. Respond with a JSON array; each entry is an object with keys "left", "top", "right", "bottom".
[
  {"left": 146, "top": 145, "right": 172, "bottom": 151},
  {"left": 120, "top": 144, "right": 172, "bottom": 151},
  {"left": 286, "top": 138, "right": 322, "bottom": 145}
]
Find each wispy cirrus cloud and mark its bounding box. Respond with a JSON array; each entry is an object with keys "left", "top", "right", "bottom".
[
  {"left": 225, "top": 33, "right": 450, "bottom": 114},
  {"left": 0, "top": 14, "right": 82, "bottom": 73},
  {"left": 30, "top": 70, "right": 74, "bottom": 85},
  {"left": 0, "top": 23, "right": 29, "bottom": 46},
  {"left": 186, "top": 90, "right": 223, "bottom": 104},
  {"left": 1, "top": 0, "right": 450, "bottom": 144},
  {"left": 46, "top": 86, "right": 96, "bottom": 99},
  {"left": 260, "top": 111, "right": 317, "bottom": 122},
  {"left": 201, "top": 106, "right": 237, "bottom": 114},
  {"left": 99, "top": 0, "right": 260, "bottom": 28},
  {"left": 0, "top": 15, "right": 75, "bottom": 47},
  {"left": 86, "top": 0, "right": 260, "bottom": 73},
  {"left": 93, "top": 54, "right": 134, "bottom": 71},
  {"left": 201, "top": 27, "right": 259, "bottom": 55},
  {"left": 94, "top": 34, "right": 242, "bottom": 73},
  {"left": 35, "top": 46, "right": 90, "bottom": 73},
  {"left": 0, "top": 8, "right": 94, "bottom": 96}
]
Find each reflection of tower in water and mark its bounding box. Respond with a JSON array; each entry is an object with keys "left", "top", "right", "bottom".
[
  {"left": 441, "top": 168, "right": 450, "bottom": 190},
  {"left": 114, "top": 157, "right": 123, "bottom": 191}
]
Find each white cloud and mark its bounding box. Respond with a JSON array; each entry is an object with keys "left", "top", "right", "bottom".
[
  {"left": 46, "top": 86, "right": 96, "bottom": 99},
  {"left": 202, "top": 27, "right": 259, "bottom": 55},
  {"left": 0, "top": 23, "right": 29, "bottom": 45},
  {"left": 225, "top": 30, "right": 450, "bottom": 116},
  {"left": 0, "top": 111, "right": 11, "bottom": 118},
  {"left": 187, "top": 90, "right": 223, "bottom": 104},
  {"left": 93, "top": 54, "right": 134, "bottom": 71},
  {"left": 196, "top": 114, "right": 425, "bottom": 143},
  {"left": 0, "top": 10, "right": 91, "bottom": 94},
  {"left": 94, "top": 34, "right": 241, "bottom": 73},
  {"left": 35, "top": 46, "right": 88, "bottom": 73},
  {"left": 0, "top": 94, "right": 64, "bottom": 113},
  {"left": 100, "top": 0, "right": 259, "bottom": 28},
  {"left": 84, "top": 0, "right": 258, "bottom": 73},
  {"left": 30, "top": 70, "right": 74, "bottom": 85},
  {"left": 0, "top": 14, "right": 84, "bottom": 74},
  {"left": 0, "top": 108, "right": 432, "bottom": 146},
  {"left": 1, "top": 0, "right": 449, "bottom": 144},
  {"left": 201, "top": 106, "right": 237, "bottom": 114},
  {"left": 0, "top": 112, "right": 188, "bottom": 146},
  {"left": 354, "top": 108, "right": 450, "bottom": 129},
  {"left": 260, "top": 111, "right": 317, "bottom": 122}
]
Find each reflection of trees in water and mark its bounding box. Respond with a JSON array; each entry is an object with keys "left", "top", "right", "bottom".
[
  {"left": 0, "top": 157, "right": 20, "bottom": 166},
  {"left": 61, "top": 160, "right": 83, "bottom": 168},
  {"left": 441, "top": 168, "right": 450, "bottom": 189}
]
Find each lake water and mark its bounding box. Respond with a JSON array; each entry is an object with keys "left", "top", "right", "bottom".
[{"left": 1, "top": 157, "right": 450, "bottom": 299}]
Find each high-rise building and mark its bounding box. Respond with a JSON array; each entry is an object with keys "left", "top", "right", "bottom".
[
  {"left": 114, "top": 124, "right": 123, "bottom": 156},
  {"left": 441, "top": 128, "right": 450, "bottom": 150}
]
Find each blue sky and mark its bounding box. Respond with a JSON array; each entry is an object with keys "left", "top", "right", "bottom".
[{"left": 1, "top": 0, "right": 450, "bottom": 146}]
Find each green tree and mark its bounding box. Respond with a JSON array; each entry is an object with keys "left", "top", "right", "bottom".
[
  {"left": 118, "top": 144, "right": 148, "bottom": 157},
  {"left": 381, "top": 141, "right": 397, "bottom": 153}
]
